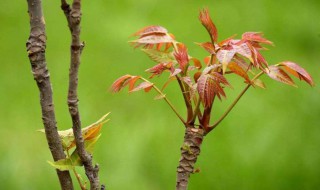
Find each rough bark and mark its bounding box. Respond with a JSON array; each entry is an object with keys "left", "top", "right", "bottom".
[
  {"left": 176, "top": 127, "right": 204, "bottom": 190},
  {"left": 26, "top": 0, "right": 74, "bottom": 189},
  {"left": 61, "top": 0, "right": 101, "bottom": 189}
]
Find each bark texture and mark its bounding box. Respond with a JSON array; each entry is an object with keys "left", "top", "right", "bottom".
[
  {"left": 176, "top": 128, "right": 204, "bottom": 190},
  {"left": 26, "top": 0, "right": 74, "bottom": 189},
  {"left": 61, "top": 0, "right": 101, "bottom": 189}
]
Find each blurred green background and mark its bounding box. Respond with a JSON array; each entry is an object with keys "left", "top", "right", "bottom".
[{"left": 0, "top": 0, "right": 319, "bottom": 189}]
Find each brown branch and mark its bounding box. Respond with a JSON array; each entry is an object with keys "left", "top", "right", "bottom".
[
  {"left": 61, "top": 0, "right": 101, "bottom": 189},
  {"left": 26, "top": 0, "right": 74, "bottom": 189},
  {"left": 176, "top": 128, "right": 204, "bottom": 190}
]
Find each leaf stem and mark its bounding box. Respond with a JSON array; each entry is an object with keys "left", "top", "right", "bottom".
[
  {"left": 207, "top": 71, "right": 264, "bottom": 133},
  {"left": 140, "top": 78, "right": 186, "bottom": 125}
]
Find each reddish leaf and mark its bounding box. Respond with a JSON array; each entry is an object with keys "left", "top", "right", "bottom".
[
  {"left": 130, "top": 81, "right": 154, "bottom": 92},
  {"left": 196, "top": 42, "right": 215, "bottom": 54},
  {"left": 203, "top": 56, "right": 212, "bottom": 65},
  {"left": 210, "top": 72, "right": 231, "bottom": 87},
  {"left": 247, "top": 43, "right": 268, "bottom": 70},
  {"left": 130, "top": 34, "right": 174, "bottom": 47},
  {"left": 197, "top": 74, "right": 216, "bottom": 107},
  {"left": 174, "top": 44, "right": 189, "bottom": 72},
  {"left": 128, "top": 76, "right": 141, "bottom": 91},
  {"left": 194, "top": 72, "right": 202, "bottom": 83},
  {"left": 199, "top": 8, "right": 218, "bottom": 42},
  {"left": 227, "top": 62, "right": 250, "bottom": 82},
  {"left": 233, "top": 42, "right": 252, "bottom": 61},
  {"left": 132, "top": 25, "right": 168, "bottom": 37},
  {"left": 181, "top": 76, "right": 193, "bottom": 88},
  {"left": 197, "top": 72, "right": 230, "bottom": 107},
  {"left": 170, "top": 68, "right": 182, "bottom": 77},
  {"left": 202, "top": 64, "right": 220, "bottom": 75},
  {"left": 110, "top": 75, "right": 132, "bottom": 92},
  {"left": 279, "top": 61, "right": 314, "bottom": 86},
  {"left": 190, "top": 57, "right": 202, "bottom": 70},
  {"left": 216, "top": 49, "right": 236, "bottom": 73},
  {"left": 242, "top": 32, "right": 273, "bottom": 45},
  {"left": 266, "top": 66, "right": 296, "bottom": 86},
  {"left": 218, "top": 34, "right": 237, "bottom": 46},
  {"left": 145, "top": 63, "right": 169, "bottom": 78},
  {"left": 233, "top": 55, "right": 252, "bottom": 73}
]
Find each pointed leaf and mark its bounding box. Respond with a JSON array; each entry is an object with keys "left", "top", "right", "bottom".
[
  {"left": 132, "top": 25, "right": 168, "bottom": 37},
  {"left": 110, "top": 75, "right": 132, "bottom": 93},
  {"left": 196, "top": 42, "right": 215, "bottom": 54},
  {"left": 242, "top": 32, "right": 273, "bottom": 45},
  {"left": 48, "top": 135, "right": 101, "bottom": 171},
  {"left": 266, "top": 66, "right": 296, "bottom": 86},
  {"left": 227, "top": 62, "right": 250, "bottom": 82},
  {"left": 141, "top": 48, "right": 175, "bottom": 63},
  {"left": 145, "top": 63, "right": 169, "bottom": 78},
  {"left": 130, "top": 34, "right": 174, "bottom": 46},
  {"left": 251, "top": 79, "right": 266, "bottom": 89},
  {"left": 279, "top": 61, "right": 314, "bottom": 86},
  {"left": 216, "top": 49, "right": 236, "bottom": 73},
  {"left": 174, "top": 44, "right": 189, "bottom": 72},
  {"left": 199, "top": 8, "right": 218, "bottom": 42},
  {"left": 154, "top": 94, "right": 166, "bottom": 100},
  {"left": 130, "top": 81, "right": 154, "bottom": 92},
  {"left": 197, "top": 72, "right": 230, "bottom": 107},
  {"left": 170, "top": 68, "right": 182, "bottom": 77},
  {"left": 190, "top": 57, "right": 202, "bottom": 69}
]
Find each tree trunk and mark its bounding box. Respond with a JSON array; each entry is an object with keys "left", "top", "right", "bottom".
[{"left": 176, "top": 127, "right": 204, "bottom": 190}]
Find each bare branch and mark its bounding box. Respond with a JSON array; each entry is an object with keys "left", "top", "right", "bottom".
[
  {"left": 26, "top": 0, "right": 74, "bottom": 189},
  {"left": 61, "top": 0, "right": 101, "bottom": 189}
]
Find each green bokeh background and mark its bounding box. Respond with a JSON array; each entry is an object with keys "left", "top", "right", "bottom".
[{"left": 0, "top": 0, "right": 319, "bottom": 189}]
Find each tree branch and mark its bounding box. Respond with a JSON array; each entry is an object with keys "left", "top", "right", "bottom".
[
  {"left": 26, "top": 0, "right": 74, "bottom": 189},
  {"left": 61, "top": 0, "right": 101, "bottom": 189}
]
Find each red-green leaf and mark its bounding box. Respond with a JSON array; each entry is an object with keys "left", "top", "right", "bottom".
[
  {"left": 199, "top": 8, "right": 218, "bottom": 43},
  {"left": 251, "top": 79, "right": 266, "bottom": 89},
  {"left": 242, "top": 32, "right": 273, "bottom": 45},
  {"left": 278, "top": 61, "right": 314, "bottom": 86},
  {"left": 174, "top": 44, "right": 189, "bottom": 72},
  {"left": 141, "top": 48, "right": 175, "bottom": 63},
  {"left": 190, "top": 57, "right": 202, "bottom": 70},
  {"left": 266, "top": 66, "right": 296, "bottom": 86},
  {"left": 130, "top": 81, "right": 154, "bottom": 92},
  {"left": 110, "top": 75, "right": 133, "bottom": 92},
  {"left": 130, "top": 34, "right": 174, "bottom": 47},
  {"left": 216, "top": 49, "right": 236, "bottom": 73},
  {"left": 196, "top": 42, "right": 215, "bottom": 54},
  {"left": 132, "top": 25, "right": 168, "bottom": 37},
  {"left": 227, "top": 62, "right": 250, "bottom": 82},
  {"left": 233, "top": 43, "right": 252, "bottom": 61},
  {"left": 146, "top": 63, "right": 170, "bottom": 78},
  {"left": 197, "top": 72, "right": 230, "bottom": 107}
]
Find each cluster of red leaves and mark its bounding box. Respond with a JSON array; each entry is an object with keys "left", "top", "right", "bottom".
[{"left": 111, "top": 8, "right": 314, "bottom": 109}]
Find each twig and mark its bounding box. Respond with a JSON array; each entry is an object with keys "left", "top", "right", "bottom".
[
  {"left": 26, "top": 0, "right": 74, "bottom": 189},
  {"left": 60, "top": 0, "right": 101, "bottom": 189}
]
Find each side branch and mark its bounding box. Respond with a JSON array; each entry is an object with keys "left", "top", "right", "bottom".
[
  {"left": 61, "top": 0, "right": 101, "bottom": 189},
  {"left": 26, "top": 0, "right": 73, "bottom": 189}
]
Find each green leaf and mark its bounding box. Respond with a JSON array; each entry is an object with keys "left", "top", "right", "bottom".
[
  {"left": 47, "top": 134, "right": 102, "bottom": 171},
  {"left": 141, "top": 48, "right": 175, "bottom": 63}
]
